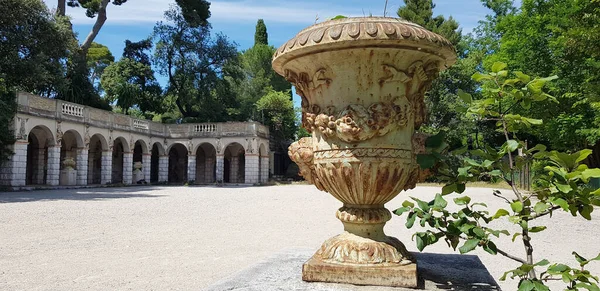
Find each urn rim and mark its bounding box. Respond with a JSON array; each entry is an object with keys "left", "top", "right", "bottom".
[{"left": 272, "top": 17, "right": 457, "bottom": 75}]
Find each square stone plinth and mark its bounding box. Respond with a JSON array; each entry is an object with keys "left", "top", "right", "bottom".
[{"left": 303, "top": 256, "right": 417, "bottom": 287}]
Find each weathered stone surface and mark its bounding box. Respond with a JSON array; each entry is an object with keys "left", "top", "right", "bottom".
[
  {"left": 303, "top": 254, "right": 417, "bottom": 288},
  {"left": 204, "top": 248, "right": 499, "bottom": 291}
]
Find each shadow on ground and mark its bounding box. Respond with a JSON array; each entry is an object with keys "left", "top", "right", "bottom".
[
  {"left": 0, "top": 186, "right": 164, "bottom": 203},
  {"left": 204, "top": 248, "right": 500, "bottom": 291},
  {"left": 416, "top": 252, "right": 500, "bottom": 290}
]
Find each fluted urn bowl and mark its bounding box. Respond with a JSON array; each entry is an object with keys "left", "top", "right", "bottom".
[{"left": 274, "top": 17, "right": 455, "bottom": 287}]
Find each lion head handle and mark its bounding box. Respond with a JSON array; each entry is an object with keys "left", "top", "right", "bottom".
[{"left": 288, "top": 137, "right": 325, "bottom": 191}]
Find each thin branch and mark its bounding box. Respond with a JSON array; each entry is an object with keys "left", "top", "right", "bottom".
[
  {"left": 493, "top": 191, "right": 512, "bottom": 204},
  {"left": 531, "top": 206, "right": 561, "bottom": 219},
  {"left": 497, "top": 247, "right": 528, "bottom": 264}
]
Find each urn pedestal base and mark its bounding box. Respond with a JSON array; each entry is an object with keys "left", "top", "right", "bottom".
[
  {"left": 302, "top": 231, "right": 418, "bottom": 287},
  {"left": 303, "top": 255, "right": 417, "bottom": 288}
]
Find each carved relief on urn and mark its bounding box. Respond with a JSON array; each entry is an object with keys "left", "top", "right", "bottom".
[{"left": 273, "top": 17, "right": 456, "bottom": 287}]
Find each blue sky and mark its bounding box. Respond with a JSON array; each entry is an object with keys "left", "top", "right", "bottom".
[{"left": 42, "top": 0, "right": 498, "bottom": 107}]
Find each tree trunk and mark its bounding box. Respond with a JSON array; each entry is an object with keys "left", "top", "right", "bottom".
[
  {"left": 57, "top": 0, "right": 66, "bottom": 16},
  {"left": 80, "top": 0, "right": 110, "bottom": 54}
]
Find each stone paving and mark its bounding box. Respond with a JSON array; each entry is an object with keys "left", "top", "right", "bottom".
[{"left": 1, "top": 185, "right": 599, "bottom": 290}]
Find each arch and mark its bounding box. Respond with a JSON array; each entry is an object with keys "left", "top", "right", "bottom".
[
  {"left": 114, "top": 136, "right": 131, "bottom": 153},
  {"left": 25, "top": 125, "right": 54, "bottom": 185},
  {"left": 112, "top": 137, "right": 126, "bottom": 183},
  {"left": 87, "top": 134, "right": 107, "bottom": 184},
  {"left": 30, "top": 125, "right": 56, "bottom": 147},
  {"left": 59, "top": 130, "right": 83, "bottom": 185},
  {"left": 224, "top": 142, "right": 245, "bottom": 183},
  {"left": 90, "top": 133, "right": 108, "bottom": 151},
  {"left": 151, "top": 142, "right": 165, "bottom": 156},
  {"left": 133, "top": 139, "right": 148, "bottom": 164},
  {"left": 168, "top": 143, "right": 188, "bottom": 183},
  {"left": 64, "top": 130, "right": 84, "bottom": 148},
  {"left": 166, "top": 142, "right": 187, "bottom": 154},
  {"left": 134, "top": 139, "right": 149, "bottom": 154},
  {"left": 193, "top": 141, "right": 217, "bottom": 156},
  {"left": 259, "top": 143, "right": 268, "bottom": 157},
  {"left": 195, "top": 142, "right": 217, "bottom": 183}
]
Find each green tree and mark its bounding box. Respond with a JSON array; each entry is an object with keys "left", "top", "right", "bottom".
[
  {"left": 0, "top": 0, "right": 74, "bottom": 95},
  {"left": 256, "top": 90, "right": 296, "bottom": 142},
  {"left": 153, "top": 4, "right": 239, "bottom": 122},
  {"left": 87, "top": 42, "right": 115, "bottom": 89},
  {"left": 481, "top": 0, "right": 600, "bottom": 155},
  {"left": 397, "top": 0, "right": 462, "bottom": 46},
  {"left": 397, "top": 64, "right": 600, "bottom": 290},
  {"left": 254, "top": 19, "right": 268, "bottom": 45},
  {"left": 100, "top": 58, "right": 162, "bottom": 116},
  {"left": 0, "top": 80, "right": 16, "bottom": 162},
  {"left": 231, "top": 19, "right": 290, "bottom": 121}
]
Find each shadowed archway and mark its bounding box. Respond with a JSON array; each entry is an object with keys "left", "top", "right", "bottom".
[
  {"left": 195, "top": 143, "right": 217, "bottom": 183},
  {"left": 26, "top": 125, "right": 55, "bottom": 185},
  {"left": 224, "top": 142, "right": 245, "bottom": 183},
  {"left": 168, "top": 143, "right": 188, "bottom": 183}
]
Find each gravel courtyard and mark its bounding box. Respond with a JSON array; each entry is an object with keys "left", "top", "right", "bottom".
[{"left": 1, "top": 185, "right": 599, "bottom": 290}]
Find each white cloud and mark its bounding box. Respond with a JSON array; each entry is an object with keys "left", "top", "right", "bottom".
[{"left": 42, "top": 0, "right": 357, "bottom": 25}]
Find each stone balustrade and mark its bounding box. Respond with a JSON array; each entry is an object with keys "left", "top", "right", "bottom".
[
  {"left": 61, "top": 103, "right": 84, "bottom": 117},
  {"left": 16, "top": 92, "right": 269, "bottom": 138}
]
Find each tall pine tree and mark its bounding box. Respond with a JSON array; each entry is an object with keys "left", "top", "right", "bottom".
[
  {"left": 254, "top": 19, "right": 268, "bottom": 46},
  {"left": 397, "top": 0, "right": 461, "bottom": 46}
]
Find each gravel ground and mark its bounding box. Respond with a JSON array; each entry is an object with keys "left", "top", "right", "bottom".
[{"left": 0, "top": 185, "right": 599, "bottom": 290}]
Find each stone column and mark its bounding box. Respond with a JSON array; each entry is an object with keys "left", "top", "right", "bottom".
[
  {"left": 206, "top": 157, "right": 215, "bottom": 183},
  {"left": 230, "top": 156, "right": 239, "bottom": 183},
  {"left": 245, "top": 154, "right": 259, "bottom": 184},
  {"left": 158, "top": 155, "right": 168, "bottom": 183},
  {"left": 142, "top": 154, "right": 151, "bottom": 183},
  {"left": 123, "top": 152, "right": 133, "bottom": 185},
  {"left": 216, "top": 154, "right": 224, "bottom": 182},
  {"left": 101, "top": 151, "right": 112, "bottom": 184},
  {"left": 46, "top": 146, "right": 60, "bottom": 186},
  {"left": 187, "top": 155, "right": 196, "bottom": 183},
  {"left": 76, "top": 148, "right": 88, "bottom": 185},
  {"left": 260, "top": 156, "right": 269, "bottom": 183},
  {"left": 0, "top": 142, "right": 28, "bottom": 187}
]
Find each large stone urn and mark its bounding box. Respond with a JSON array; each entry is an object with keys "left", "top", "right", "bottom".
[{"left": 273, "top": 17, "right": 456, "bottom": 287}]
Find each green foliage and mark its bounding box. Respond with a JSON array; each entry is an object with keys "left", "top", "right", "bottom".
[
  {"left": 397, "top": 0, "right": 462, "bottom": 46},
  {"left": 153, "top": 5, "right": 239, "bottom": 122},
  {"left": 87, "top": 42, "right": 115, "bottom": 89},
  {"left": 396, "top": 65, "right": 600, "bottom": 290},
  {"left": 254, "top": 19, "right": 268, "bottom": 45},
  {"left": 477, "top": 0, "right": 600, "bottom": 153},
  {"left": 67, "top": 0, "right": 128, "bottom": 18},
  {"left": 174, "top": 0, "right": 211, "bottom": 28},
  {"left": 0, "top": 80, "right": 16, "bottom": 162},
  {"left": 256, "top": 90, "right": 296, "bottom": 141},
  {"left": 0, "top": 0, "right": 74, "bottom": 95},
  {"left": 100, "top": 58, "right": 162, "bottom": 116}
]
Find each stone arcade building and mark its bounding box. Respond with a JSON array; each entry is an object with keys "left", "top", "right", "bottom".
[{"left": 0, "top": 93, "right": 270, "bottom": 189}]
